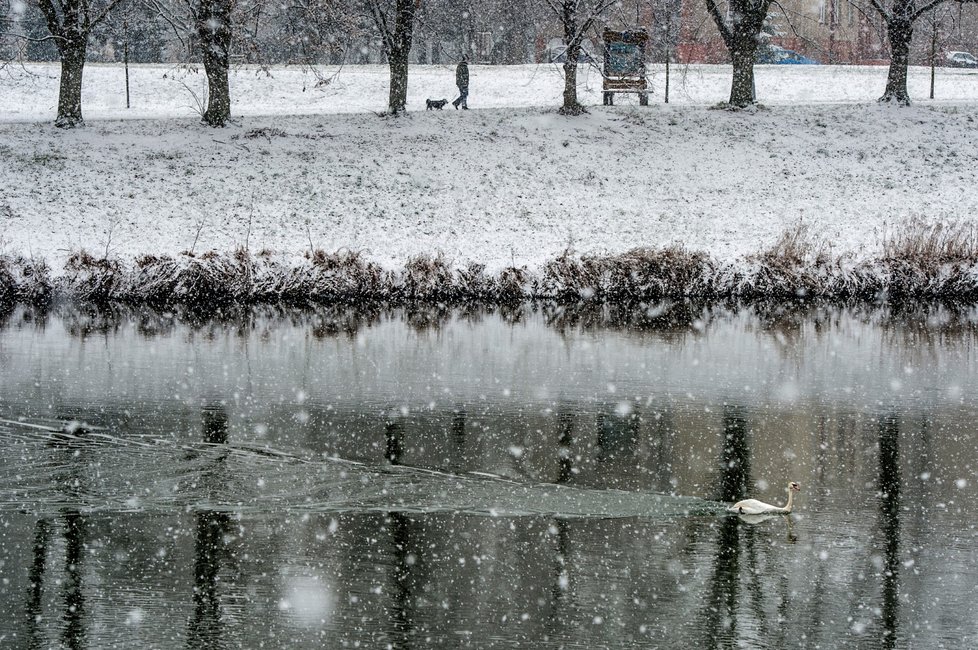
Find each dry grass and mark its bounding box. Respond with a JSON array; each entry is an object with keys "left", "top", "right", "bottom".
[
  {"left": 62, "top": 251, "right": 122, "bottom": 303},
  {"left": 604, "top": 247, "right": 715, "bottom": 299},
  {"left": 306, "top": 249, "right": 388, "bottom": 300},
  {"left": 497, "top": 266, "right": 531, "bottom": 303},
  {"left": 129, "top": 254, "right": 181, "bottom": 304},
  {"left": 400, "top": 254, "right": 456, "bottom": 301},
  {"left": 539, "top": 246, "right": 714, "bottom": 301},
  {"left": 882, "top": 220, "right": 978, "bottom": 299},
  {"left": 731, "top": 224, "right": 835, "bottom": 299},
  {"left": 173, "top": 250, "right": 254, "bottom": 306},
  {"left": 883, "top": 220, "right": 978, "bottom": 264},
  {"left": 6, "top": 223, "right": 978, "bottom": 308}
]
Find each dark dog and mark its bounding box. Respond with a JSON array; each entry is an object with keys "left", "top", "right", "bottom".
[{"left": 426, "top": 98, "right": 448, "bottom": 110}]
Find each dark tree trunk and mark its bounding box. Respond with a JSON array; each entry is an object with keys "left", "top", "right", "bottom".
[
  {"left": 55, "top": 33, "right": 87, "bottom": 128},
  {"left": 196, "top": 0, "right": 234, "bottom": 127},
  {"left": 729, "top": 48, "right": 756, "bottom": 107},
  {"left": 388, "top": 50, "right": 409, "bottom": 112},
  {"left": 706, "top": 0, "right": 770, "bottom": 108},
  {"left": 880, "top": 17, "right": 913, "bottom": 105},
  {"left": 559, "top": 1, "right": 584, "bottom": 114},
  {"left": 728, "top": 20, "right": 763, "bottom": 107},
  {"left": 385, "top": 0, "right": 416, "bottom": 114},
  {"left": 37, "top": 0, "right": 92, "bottom": 128},
  {"left": 562, "top": 57, "right": 580, "bottom": 112}
]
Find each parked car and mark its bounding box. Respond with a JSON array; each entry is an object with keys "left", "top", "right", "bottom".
[
  {"left": 945, "top": 51, "right": 978, "bottom": 68},
  {"left": 756, "top": 45, "right": 819, "bottom": 65}
]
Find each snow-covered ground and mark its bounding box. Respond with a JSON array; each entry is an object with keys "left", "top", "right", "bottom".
[{"left": 1, "top": 62, "right": 977, "bottom": 289}]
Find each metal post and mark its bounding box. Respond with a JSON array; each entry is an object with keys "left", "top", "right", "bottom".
[
  {"left": 124, "top": 17, "right": 130, "bottom": 109},
  {"left": 930, "top": 19, "right": 937, "bottom": 100}
]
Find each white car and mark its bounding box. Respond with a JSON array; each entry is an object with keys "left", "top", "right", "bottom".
[{"left": 945, "top": 51, "right": 978, "bottom": 68}]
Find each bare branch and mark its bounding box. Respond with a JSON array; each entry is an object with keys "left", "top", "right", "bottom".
[
  {"left": 868, "top": 0, "right": 891, "bottom": 20},
  {"left": 366, "top": 0, "right": 395, "bottom": 52},
  {"left": 704, "top": 0, "right": 734, "bottom": 45},
  {"left": 0, "top": 31, "right": 63, "bottom": 44},
  {"left": 912, "top": 0, "right": 954, "bottom": 20},
  {"left": 767, "top": 0, "right": 825, "bottom": 55},
  {"left": 142, "top": 0, "right": 193, "bottom": 50},
  {"left": 543, "top": 0, "right": 618, "bottom": 46},
  {"left": 36, "top": 0, "right": 64, "bottom": 40},
  {"left": 91, "top": 0, "right": 129, "bottom": 29}
]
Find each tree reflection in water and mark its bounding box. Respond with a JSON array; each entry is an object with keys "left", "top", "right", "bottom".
[
  {"left": 877, "top": 414, "right": 901, "bottom": 649},
  {"left": 187, "top": 402, "right": 236, "bottom": 650},
  {"left": 702, "top": 405, "right": 796, "bottom": 647},
  {"left": 703, "top": 406, "right": 753, "bottom": 648},
  {"left": 60, "top": 511, "right": 87, "bottom": 650},
  {"left": 546, "top": 410, "right": 578, "bottom": 643},
  {"left": 24, "top": 518, "right": 50, "bottom": 650},
  {"left": 2, "top": 300, "right": 977, "bottom": 647},
  {"left": 386, "top": 512, "right": 421, "bottom": 650},
  {"left": 384, "top": 411, "right": 420, "bottom": 649},
  {"left": 21, "top": 425, "right": 93, "bottom": 650}
]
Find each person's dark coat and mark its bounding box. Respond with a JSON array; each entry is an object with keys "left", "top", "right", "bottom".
[{"left": 456, "top": 61, "right": 469, "bottom": 91}]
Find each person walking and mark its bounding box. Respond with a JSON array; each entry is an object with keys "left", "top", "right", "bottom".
[{"left": 452, "top": 58, "right": 469, "bottom": 110}]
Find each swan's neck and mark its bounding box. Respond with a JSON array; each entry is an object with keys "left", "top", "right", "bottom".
[{"left": 782, "top": 489, "right": 795, "bottom": 513}]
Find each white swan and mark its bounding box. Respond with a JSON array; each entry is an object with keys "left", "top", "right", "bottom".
[{"left": 728, "top": 481, "right": 800, "bottom": 515}]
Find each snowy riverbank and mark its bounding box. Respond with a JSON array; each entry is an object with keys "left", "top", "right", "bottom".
[{"left": 2, "top": 63, "right": 978, "bottom": 303}]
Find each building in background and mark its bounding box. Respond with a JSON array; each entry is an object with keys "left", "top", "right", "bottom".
[{"left": 2, "top": 0, "right": 976, "bottom": 67}]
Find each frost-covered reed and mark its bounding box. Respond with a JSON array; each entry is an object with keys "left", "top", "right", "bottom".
[{"left": 3, "top": 223, "right": 978, "bottom": 307}]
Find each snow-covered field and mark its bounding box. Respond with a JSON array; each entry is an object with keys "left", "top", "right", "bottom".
[{"left": 1, "top": 62, "right": 978, "bottom": 301}]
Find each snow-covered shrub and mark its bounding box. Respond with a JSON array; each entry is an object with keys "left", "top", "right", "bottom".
[
  {"left": 733, "top": 225, "right": 837, "bottom": 299},
  {"left": 455, "top": 262, "right": 496, "bottom": 301},
  {"left": 601, "top": 247, "right": 715, "bottom": 300},
  {"left": 0, "top": 255, "right": 50, "bottom": 304},
  {"left": 496, "top": 266, "right": 531, "bottom": 302},
  {"left": 61, "top": 251, "right": 123, "bottom": 302},
  {"left": 173, "top": 249, "right": 254, "bottom": 307},
  {"left": 0, "top": 257, "right": 13, "bottom": 305},
  {"left": 306, "top": 249, "right": 388, "bottom": 301},
  {"left": 538, "top": 251, "right": 597, "bottom": 301},
  {"left": 127, "top": 254, "right": 181, "bottom": 304},
  {"left": 400, "top": 254, "right": 456, "bottom": 301}
]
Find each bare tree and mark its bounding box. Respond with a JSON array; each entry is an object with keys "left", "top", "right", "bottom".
[
  {"left": 277, "top": 0, "right": 366, "bottom": 65},
  {"left": 367, "top": 0, "right": 419, "bottom": 114},
  {"left": 704, "top": 0, "right": 770, "bottom": 107},
  {"left": 918, "top": 4, "right": 957, "bottom": 98},
  {"left": 31, "top": 0, "right": 126, "bottom": 127},
  {"left": 869, "top": 0, "right": 976, "bottom": 104},
  {"left": 543, "top": 0, "right": 618, "bottom": 115}
]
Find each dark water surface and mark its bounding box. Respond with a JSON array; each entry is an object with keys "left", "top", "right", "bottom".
[{"left": 1, "top": 302, "right": 977, "bottom": 648}]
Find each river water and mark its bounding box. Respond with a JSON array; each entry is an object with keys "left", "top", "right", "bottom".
[{"left": 0, "top": 301, "right": 976, "bottom": 648}]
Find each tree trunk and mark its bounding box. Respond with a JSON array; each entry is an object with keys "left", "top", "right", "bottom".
[
  {"left": 706, "top": 0, "right": 769, "bottom": 108},
  {"left": 559, "top": 1, "right": 584, "bottom": 115},
  {"left": 388, "top": 46, "right": 410, "bottom": 113},
  {"left": 197, "top": 0, "right": 234, "bottom": 127},
  {"left": 728, "top": 11, "right": 764, "bottom": 107},
  {"left": 55, "top": 33, "right": 87, "bottom": 128},
  {"left": 561, "top": 57, "right": 581, "bottom": 113},
  {"left": 729, "top": 45, "right": 757, "bottom": 107},
  {"left": 880, "top": 17, "right": 913, "bottom": 105},
  {"left": 37, "top": 0, "right": 91, "bottom": 128},
  {"left": 385, "top": 0, "right": 416, "bottom": 114}
]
